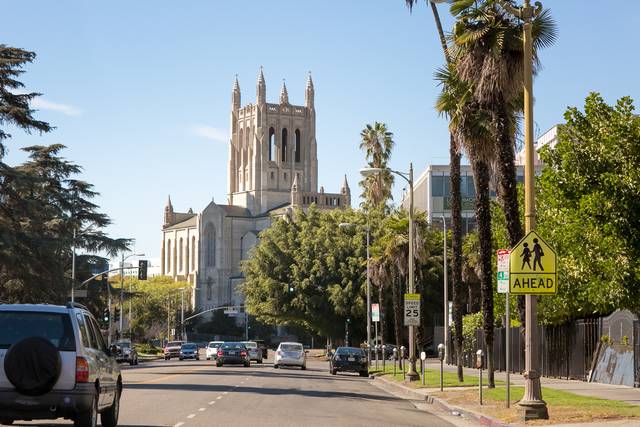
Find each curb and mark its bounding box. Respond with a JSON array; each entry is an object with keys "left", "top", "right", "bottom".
[{"left": 372, "top": 374, "right": 514, "bottom": 427}]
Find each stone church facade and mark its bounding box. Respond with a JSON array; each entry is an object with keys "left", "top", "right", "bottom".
[{"left": 160, "top": 69, "right": 350, "bottom": 312}]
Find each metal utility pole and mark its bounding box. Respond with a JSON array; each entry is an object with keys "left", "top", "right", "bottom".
[
  {"left": 406, "top": 163, "right": 419, "bottom": 381},
  {"left": 181, "top": 288, "right": 185, "bottom": 340},
  {"left": 71, "top": 228, "right": 76, "bottom": 303},
  {"left": 501, "top": 0, "right": 548, "bottom": 420},
  {"left": 120, "top": 253, "right": 125, "bottom": 334},
  {"left": 442, "top": 214, "right": 448, "bottom": 363},
  {"left": 366, "top": 226, "right": 371, "bottom": 364}
]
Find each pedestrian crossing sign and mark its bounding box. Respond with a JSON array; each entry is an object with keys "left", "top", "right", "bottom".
[{"left": 509, "top": 231, "right": 557, "bottom": 294}]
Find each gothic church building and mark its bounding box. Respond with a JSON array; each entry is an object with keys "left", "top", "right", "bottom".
[{"left": 161, "top": 69, "right": 350, "bottom": 312}]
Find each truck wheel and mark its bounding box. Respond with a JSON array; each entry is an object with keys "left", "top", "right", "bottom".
[
  {"left": 74, "top": 395, "right": 98, "bottom": 427},
  {"left": 101, "top": 389, "right": 120, "bottom": 427}
]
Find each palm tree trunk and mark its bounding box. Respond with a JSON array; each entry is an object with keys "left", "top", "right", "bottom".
[
  {"left": 391, "top": 276, "right": 403, "bottom": 359},
  {"left": 472, "top": 158, "right": 495, "bottom": 388},
  {"left": 450, "top": 141, "right": 464, "bottom": 382}
]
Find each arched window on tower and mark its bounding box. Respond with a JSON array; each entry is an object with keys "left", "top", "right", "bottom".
[
  {"left": 281, "top": 128, "right": 288, "bottom": 162},
  {"left": 167, "top": 239, "right": 171, "bottom": 272},
  {"left": 269, "top": 127, "right": 275, "bottom": 161},
  {"left": 179, "top": 237, "right": 183, "bottom": 272},
  {"left": 205, "top": 223, "right": 216, "bottom": 267},
  {"left": 191, "top": 236, "right": 196, "bottom": 271},
  {"left": 295, "top": 129, "right": 301, "bottom": 163}
]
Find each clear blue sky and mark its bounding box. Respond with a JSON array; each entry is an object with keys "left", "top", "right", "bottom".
[{"left": 2, "top": 0, "right": 639, "bottom": 261}]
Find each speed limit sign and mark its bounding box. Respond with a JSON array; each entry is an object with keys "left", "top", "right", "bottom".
[{"left": 404, "top": 293, "right": 420, "bottom": 326}]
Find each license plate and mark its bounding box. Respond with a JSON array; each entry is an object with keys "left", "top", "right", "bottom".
[
  {"left": 348, "top": 357, "right": 355, "bottom": 361},
  {"left": 229, "top": 351, "right": 236, "bottom": 355}
]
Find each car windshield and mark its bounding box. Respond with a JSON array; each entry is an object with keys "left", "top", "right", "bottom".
[
  {"left": 280, "top": 344, "right": 303, "bottom": 351},
  {"left": 116, "top": 342, "right": 131, "bottom": 349},
  {"left": 167, "top": 341, "right": 183, "bottom": 347},
  {"left": 208, "top": 342, "right": 222, "bottom": 348},
  {"left": 0, "top": 311, "right": 76, "bottom": 351},
  {"left": 243, "top": 342, "right": 257, "bottom": 348},
  {"left": 336, "top": 348, "right": 365, "bottom": 356},
  {"left": 182, "top": 343, "right": 197, "bottom": 349},
  {"left": 222, "top": 342, "right": 245, "bottom": 350}
]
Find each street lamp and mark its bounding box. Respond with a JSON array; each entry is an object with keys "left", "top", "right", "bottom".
[
  {"left": 339, "top": 222, "right": 371, "bottom": 364},
  {"left": 360, "top": 163, "right": 419, "bottom": 381},
  {"left": 120, "top": 252, "right": 144, "bottom": 336},
  {"left": 500, "top": 0, "right": 548, "bottom": 420}
]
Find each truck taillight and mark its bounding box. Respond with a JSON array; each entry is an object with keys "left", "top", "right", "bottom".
[
  {"left": 76, "top": 357, "right": 89, "bottom": 383},
  {"left": 240, "top": 351, "right": 247, "bottom": 357}
]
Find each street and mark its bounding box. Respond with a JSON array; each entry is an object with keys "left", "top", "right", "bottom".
[{"left": 11, "top": 356, "right": 463, "bottom": 427}]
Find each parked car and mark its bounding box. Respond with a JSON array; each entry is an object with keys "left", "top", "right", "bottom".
[
  {"left": 206, "top": 341, "right": 224, "bottom": 360},
  {"left": 0, "top": 302, "right": 121, "bottom": 427},
  {"left": 254, "top": 339, "right": 268, "bottom": 359},
  {"left": 179, "top": 342, "right": 200, "bottom": 361},
  {"left": 164, "top": 340, "right": 184, "bottom": 360},
  {"left": 216, "top": 342, "right": 250, "bottom": 367},
  {"left": 330, "top": 346, "right": 368, "bottom": 377},
  {"left": 242, "top": 341, "right": 263, "bottom": 363},
  {"left": 112, "top": 339, "right": 139, "bottom": 365},
  {"left": 274, "top": 342, "right": 306, "bottom": 370}
]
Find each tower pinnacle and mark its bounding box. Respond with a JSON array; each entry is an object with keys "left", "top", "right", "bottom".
[
  {"left": 232, "top": 74, "right": 241, "bottom": 110},
  {"left": 341, "top": 174, "right": 350, "bottom": 195},
  {"left": 279, "top": 79, "right": 289, "bottom": 105},
  {"left": 257, "top": 66, "right": 266, "bottom": 104},
  {"left": 305, "top": 71, "right": 315, "bottom": 108}
]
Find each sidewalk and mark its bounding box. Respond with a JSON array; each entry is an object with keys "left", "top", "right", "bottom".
[{"left": 422, "top": 359, "right": 640, "bottom": 406}]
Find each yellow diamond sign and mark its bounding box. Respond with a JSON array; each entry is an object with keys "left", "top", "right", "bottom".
[{"left": 509, "top": 231, "right": 557, "bottom": 294}]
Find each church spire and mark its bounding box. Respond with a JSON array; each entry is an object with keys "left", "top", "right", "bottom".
[
  {"left": 256, "top": 66, "right": 266, "bottom": 105},
  {"left": 279, "top": 79, "right": 289, "bottom": 105},
  {"left": 232, "top": 74, "right": 241, "bottom": 110},
  {"left": 341, "top": 174, "right": 350, "bottom": 195},
  {"left": 164, "top": 195, "right": 174, "bottom": 225},
  {"left": 305, "top": 71, "right": 314, "bottom": 109}
]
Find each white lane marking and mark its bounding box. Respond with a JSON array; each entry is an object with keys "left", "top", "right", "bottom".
[
  {"left": 217, "top": 396, "right": 223, "bottom": 400},
  {"left": 209, "top": 400, "right": 216, "bottom": 405},
  {"left": 174, "top": 423, "right": 184, "bottom": 427},
  {"left": 199, "top": 407, "right": 206, "bottom": 412},
  {"left": 187, "top": 414, "right": 196, "bottom": 419}
]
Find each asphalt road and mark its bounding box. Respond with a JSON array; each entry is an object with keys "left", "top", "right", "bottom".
[{"left": 10, "top": 356, "right": 472, "bottom": 427}]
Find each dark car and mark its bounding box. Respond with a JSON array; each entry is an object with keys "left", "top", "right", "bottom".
[
  {"left": 179, "top": 342, "right": 200, "bottom": 361},
  {"left": 254, "top": 339, "right": 268, "bottom": 359},
  {"left": 330, "top": 347, "right": 368, "bottom": 377},
  {"left": 112, "top": 340, "right": 139, "bottom": 365},
  {"left": 216, "top": 342, "right": 250, "bottom": 367}
]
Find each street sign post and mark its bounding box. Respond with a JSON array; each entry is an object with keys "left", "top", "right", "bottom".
[
  {"left": 371, "top": 303, "right": 380, "bottom": 322},
  {"left": 403, "top": 294, "right": 420, "bottom": 326},
  {"left": 509, "top": 231, "right": 557, "bottom": 294},
  {"left": 498, "top": 249, "right": 511, "bottom": 408}
]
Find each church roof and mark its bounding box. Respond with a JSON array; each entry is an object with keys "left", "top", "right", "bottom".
[
  {"left": 220, "top": 205, "right": 252, "bottom": 217},
  {"left": 164, "top": 214, "right": 197, "bottom": 230}
]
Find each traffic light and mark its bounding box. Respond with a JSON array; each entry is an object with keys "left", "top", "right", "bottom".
[
  {"left": 138, "top": 260, "right": 148, "bottom": 280},
  {"left": 288, "top": 284, "right": 294, "bottom": 293},
  {"left": 346, "top": 318, "right": 351, "bottom": 324},
  {"left": 102, "top": 308, "right": 110, "bottom": 323}
]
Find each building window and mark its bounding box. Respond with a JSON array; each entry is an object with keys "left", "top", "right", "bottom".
[
  {"left": 206, "top": 278, "right": 212, "bottom": 301},
  {"left": 179, "top": 238, "right": 183, "bottom": 272},
  {"left": 191, "top": 236, "right": 196, "bottom": 271},
  {"left": 270, "top": 171, "right": 274, "bottom": 180},
  {"left": 284, "top": 172, "right": 287, "bottom": 181},
  {"left": 432, "top": 175, "right": 445, "bottom": 197},
  {"left": 269, "top": 127, "right": 275, "bottom": 161},
  {"left": 281, "top": 128, "right": 288, "bottom": 162},
  {"left": 295, "top": 129, "right": 301, "bottom": 163},
  {"left": 166, "top": 239, "right": 171, "bottom": 272},
  {"left": 205, "top": 223, "right": 216, "bottom": 267}
]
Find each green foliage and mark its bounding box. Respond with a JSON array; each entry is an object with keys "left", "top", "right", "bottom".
[
  {"left": 241, "top": 206, "right": 368, "bottom": 339},
  {"left": 537, "top": 93, "right": 640, "bottom": 323}
]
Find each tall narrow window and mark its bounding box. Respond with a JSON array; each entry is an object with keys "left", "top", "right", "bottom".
[
  {"left": 206, "top": 278, "right": 212, "bottom": 301},
  {"left": 205, "top": 223, "right": 216, "bottom": 267},
  {"left": 167, "top": 239, "right": 171, "bottom": 272},
  {"left": 269, "top": 127, "right": 275, "bottom": 161},
  {"left": 295, "top": 129, "right": 301, "bottom": 163},
  {"left": 281, "top": 128, "right": 288, "bottom": 162},
  {"left": 191, "top": 236, "right": 196, "bottom": 270},
  {"left": 179, "top": 238, "right": 183, "bottom": 272}
]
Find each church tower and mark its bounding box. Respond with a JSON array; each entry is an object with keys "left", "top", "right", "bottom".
[{"left": 227, "top": 68, "right": 319, "bottom": 214}]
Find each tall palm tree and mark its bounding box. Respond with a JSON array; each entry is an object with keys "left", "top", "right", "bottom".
[
  {"left": 359, "top": 122, "right": 395, "bottom": 210},
  {"left": 405, "top": 0, "right": 466, "bottom": 381}
]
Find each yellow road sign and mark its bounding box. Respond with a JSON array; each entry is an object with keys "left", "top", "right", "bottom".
[{"left": 509, "top": 231, "right": 557, "bottom": 294}]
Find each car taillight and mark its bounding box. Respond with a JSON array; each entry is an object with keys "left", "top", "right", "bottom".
[
  {"left": 76, "top": 357, "right": 89, "bottom": 383},
  {"left": 240, "top": 351, "right": 247, "bottom": 357},
  {"left": 217, "top": 350, "right": 223, "bottom": 357}
]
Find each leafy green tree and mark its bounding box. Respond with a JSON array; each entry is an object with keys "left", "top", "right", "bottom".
[
  {"left": 0, "top": 45, "right": 52, "bottom": 159},
  {"left": 537, "top": 93, "right": 640, "bottom": 323}
]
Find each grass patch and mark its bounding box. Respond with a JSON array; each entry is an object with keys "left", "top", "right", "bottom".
[
  {"left": 432, "top": 386, "right": 640, "bottom": 425},
  {"left": 369, "top": 363, "right": 498, "bottom": 388}
]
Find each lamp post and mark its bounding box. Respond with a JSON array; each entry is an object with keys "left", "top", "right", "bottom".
[
  {"left": 71, "top": 228, "right": 76, "bottom": 303},
  {"left": 339, "top": 222, "right": 371, "bottom": 364},
  {"left": 360, "top": 163, "right": 419, "bottom": 381},
  {"left": 500, "top": 0, "right": 548, "bottom": 420},
  {"left": 120, "top": 252, "right": 144, "bottom": 336},
  {"left": 441, "top": 214, "right": 449, "bottom": 363}
]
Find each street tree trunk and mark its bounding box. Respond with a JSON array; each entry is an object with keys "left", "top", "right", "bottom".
[
  {"left": 450, "top": 141, "right": 464, "bottom": 382},
  {"left": 391, "top": 276, "right": 403, "bottom": 361},
  {"left": 472, "top": 158, "right": 495, "bottom": 388},
  {"left": 378, "top": 284, "right": 385, "bottom": 352}
]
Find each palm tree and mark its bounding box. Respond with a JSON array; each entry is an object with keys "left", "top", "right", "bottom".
[
  {"left": 404, "top": 0, "right": 466, "bottom": 381},
  {"left": 358, "top": 122, "right": 395, "bottom": 210}
]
